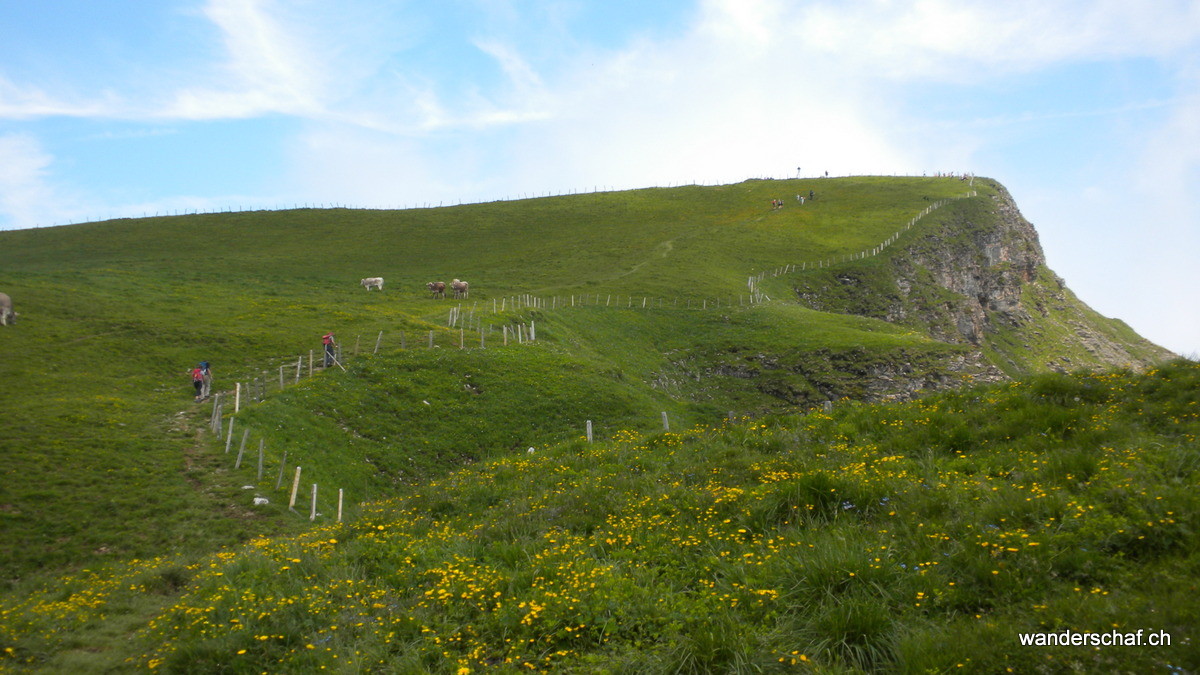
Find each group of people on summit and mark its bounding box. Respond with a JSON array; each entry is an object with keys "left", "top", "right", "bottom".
[{"left": 771, "top": 190, "right": 816, "bottom": 209}]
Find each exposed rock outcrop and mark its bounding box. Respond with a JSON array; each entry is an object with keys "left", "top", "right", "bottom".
[{"left": 792, "top": 179, "right": 1173, "bottom": 375}]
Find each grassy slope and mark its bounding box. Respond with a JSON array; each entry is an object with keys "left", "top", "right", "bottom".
[
  {"left": 0, "top": 176, "right": 1185, "bottom": 672},
  {"left": 3, "top": 362, "right": 1196, "bottom": 673},
  {"left": 0, "top": 177, "right": 975, "bottom": 582}
]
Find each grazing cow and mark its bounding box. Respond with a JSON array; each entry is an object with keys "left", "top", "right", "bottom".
[
  {"left": 427, "top": 281, "right": 446, "bottom": 298},
  {"left": 451, "top": 279, "right": 469, "bottom": 299},
  {"left": 0, "top": 292, "right": 13, "bottom": 326},
  {"left": 360, "top": 277, "right": 384, "bottom": 291}
]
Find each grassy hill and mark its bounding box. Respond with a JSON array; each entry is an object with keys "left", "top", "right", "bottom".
[
  {"left": 0, "top": 176, "right": 1188, "bottom": 672},
  {"left": 0, "top": 177, "right": 981, "bottom": 576},
  {"left": 3, "top": 362, "right": 1197, "bottom": 673}
]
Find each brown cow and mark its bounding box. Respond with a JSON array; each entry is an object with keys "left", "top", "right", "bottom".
[
  {"left": 427, "top": 281, "right": 446, "bottom": 298},
  {"left": 451, "top": 279, "right": 469, "bottom": 299}
]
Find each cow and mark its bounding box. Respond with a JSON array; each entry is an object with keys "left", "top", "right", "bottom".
[
  {"left": 451, "top": 279, "right": 469, "bottom": 299},
  {"left": 0, "top": 292, "right": 13, "bottom": 326},
  {"left": 427, "top": 281, "right": 446, "bottom": 298},
  {"left": 360, "top": 277, "right": 384, "bottom": 291}
]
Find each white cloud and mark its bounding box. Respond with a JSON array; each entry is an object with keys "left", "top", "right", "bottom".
[
  {"left": 0, "top": 134, "right": 74, "bottom": 228},
  {"left": 162, "top": 0, "right": 329, "bottom": 119},
  {"left": 783, "top": 0, "right": 1200, "bottom": 81},
  {"left": 0, "top": 76, "right": 117, "bottom": 120}
]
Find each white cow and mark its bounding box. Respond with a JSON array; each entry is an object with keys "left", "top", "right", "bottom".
[
  {"left": 360, "top": 277, "right": 384, "bottom": 291},
  {"left": 0, "top": 292, "right": 13, "bottom": 326}
]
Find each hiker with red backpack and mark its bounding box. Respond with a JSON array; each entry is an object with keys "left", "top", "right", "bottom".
[
  {"left": 190, "top": 361, "right": 213, "bottom": 401},
  {"left": 322, "top": 332, "right": 337, "bottom": 368},
  {"left": 191, "top": 363, "right": 205, "bottom": 400}
]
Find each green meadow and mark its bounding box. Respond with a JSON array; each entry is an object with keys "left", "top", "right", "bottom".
[{"left": 0, "top": 177, "right": 1192, "bottom": 672}]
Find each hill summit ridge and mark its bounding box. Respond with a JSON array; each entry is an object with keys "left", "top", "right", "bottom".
[{"left": 787, "top": 178, "right": 1170, "bottom": 379}]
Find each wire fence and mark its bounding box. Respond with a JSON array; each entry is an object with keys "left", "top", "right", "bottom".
[
  {"left": 198, "top": 179, "right": 983, "bottom": 517},
  {"left": 31, "top": 173, "right": 976, "bottom": 228}
]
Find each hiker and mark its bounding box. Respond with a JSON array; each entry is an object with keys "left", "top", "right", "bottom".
[
  {"left": 322, "top": 332, "right": 337, "bottom": 367},
  {"left": 809, "top": 190, "right": 815, "bottom": 200},
  {"left": 191, "top": 364, "right": 206, "bottom": 400},
  {"left": 199, "top": 361, "right": 212, "bottom": 399}
]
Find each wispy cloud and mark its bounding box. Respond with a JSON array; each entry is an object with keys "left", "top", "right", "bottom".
[
  {"left": 278, "top": 0, "right": 1200, "bottom": 205},
  {"left": 789, "top": 0, "right": 1200, "bottom": 80},
  {"left": 0, "top": 76, "right": 118, "bottom": 120},
  {"left": 0, "top": 134, "right": 73, "bottom": 228},
  {"left": 162, "top": 0, "right": 329, "bottom": 119}
]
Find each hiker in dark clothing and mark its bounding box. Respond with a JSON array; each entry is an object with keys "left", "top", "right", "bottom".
[
  {"left": 322, "top": 332, "right": 337, "bottom": 367},
  {"left": 191, "top": 364, "right": 206, "bottom": 400}
]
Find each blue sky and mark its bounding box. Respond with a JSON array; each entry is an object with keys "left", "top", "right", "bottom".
[{"left": 2, "top": 0, "right": 1198, "bottom": 356}]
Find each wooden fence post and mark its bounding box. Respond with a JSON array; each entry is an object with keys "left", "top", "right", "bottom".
[
  {"left": 428, "top": 331, "right": 434, "bottom": 348},
  {"left": 374, "top": 330, "right": 384, "bottom": 354},
  {"left": 210, "top": 395, "right": 222, "bottom": 434},
  {"left": 235, "top": 382, "right": 241, "bottom": 413},
  {"left": 288, "top": 467, "right": 302, "bottom": 510},
  {"left": 308, "top": 350, "right": 313, "bottom": 377},
  {"left": 257, "top": 439, "right": 265, "bottom": 480},
  {"left": 338, "top": 489, "right": 344, "bottom": 523},
  {"left": 586, "top": 420, "right": 593, "bottom": 443},
  {"left": 275, "top": 451, "right": 288, "bottom": 490},
  {"left": 235, "top": 428, "right": 249, "bottom": 469},
  {"left": 662, "top": 411, "right": 669, "bottom": 432},
  {"left": 225, "top": 417, "right": 235, "bottom": 453},
  {"left": 310, "top": 484, "right": 318, "bottom": 521}
]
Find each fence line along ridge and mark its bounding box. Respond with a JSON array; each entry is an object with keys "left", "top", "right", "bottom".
[{"left": 748, "top": 190, "right": 977, "bottom": 293}]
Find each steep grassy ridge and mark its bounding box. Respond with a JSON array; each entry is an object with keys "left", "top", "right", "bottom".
[{"left": 1, "top": 177, "right": 975, "bottom": 298}]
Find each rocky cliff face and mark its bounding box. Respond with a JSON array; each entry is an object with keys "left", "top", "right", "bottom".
[
  {"left": 792, "top": 179, "right": 1173, "bottom": 375},
  {"left": 891, "top": 184, "right": 1042, "bottom": 345}
]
